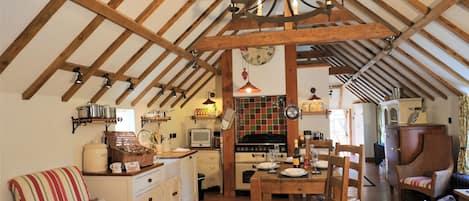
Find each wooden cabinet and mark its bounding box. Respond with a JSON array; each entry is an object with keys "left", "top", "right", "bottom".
[
  {"left": 385, "top": 124, "right": 446, "bottom": 188},
  {"left": 160, "top": 152, "right": 198, "bottom": 201},
  {"left": 181, "top": 154, "right": 198, "bottom": 201},
  {"left": 84, "top": 165, "right": 164, "bottom": 201},
  {"left": 196, "top": 150, "right": 222, "bottom": 191}
]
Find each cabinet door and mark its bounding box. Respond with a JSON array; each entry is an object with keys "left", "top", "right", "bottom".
[
  {"left": 165, "top": 177, "right": 181, "bottom": 201},
  {"left": 181, "top": 155, "right": 197, "bottom": 201}
]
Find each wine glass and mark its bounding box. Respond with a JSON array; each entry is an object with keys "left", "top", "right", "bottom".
[
  {"left": 310, "top": 145, "right": 320, "bottom": 174},
  {"left": 267, "top": 149, "right": 277, "bottom": 173}
]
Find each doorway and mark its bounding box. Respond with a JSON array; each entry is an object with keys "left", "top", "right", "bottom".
[{"left": 329, "top": 109, "right": 351, "bottom": 145}]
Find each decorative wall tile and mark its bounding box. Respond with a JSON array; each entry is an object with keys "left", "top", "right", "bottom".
[{"left": 236, "top": 95, "right": 287, "bottom": 138}]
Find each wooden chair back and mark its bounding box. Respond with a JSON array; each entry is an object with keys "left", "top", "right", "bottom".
[
  {"left": 334, "top": 143, "right": 364, "bottom": 200},
  {"left": 326, "top": 155, "right": 350, "bottom": 201},
  {"left": 306, "top": 139, "right": 334, "bottom": 161}
]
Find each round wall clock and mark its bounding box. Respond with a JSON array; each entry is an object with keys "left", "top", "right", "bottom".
[{"left": 240, "top": 46, "right": 275, "bottom": 65}]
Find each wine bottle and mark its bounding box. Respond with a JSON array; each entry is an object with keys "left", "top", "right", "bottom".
[{"left": 293, "top": 139, "right": 301, "bottom": 168}]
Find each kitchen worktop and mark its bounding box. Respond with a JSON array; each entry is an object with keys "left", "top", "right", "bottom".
[
  {"left": 83, "top": 162, "right": 164, "bottom": 176},
  {"left": 158, "top": 150, "right": 198, "bottom": 159},
  {"left": 190, "top": 147, "right": 221, "bottom": 151}
]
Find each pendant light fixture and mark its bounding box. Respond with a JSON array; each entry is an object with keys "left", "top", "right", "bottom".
[
  {"left": 237, "top": 59, "right": 261, "bottom": 94},
  {"left": 203, "top": 91, "right": 216, "bottom": 105}
]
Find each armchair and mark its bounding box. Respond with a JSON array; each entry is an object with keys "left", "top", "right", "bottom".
[
  {"left": 9, "top": 166, "right": 103, "bottom": 201},
  {"left": 396, "top": 134, "right": 453, "bottom": 201}
]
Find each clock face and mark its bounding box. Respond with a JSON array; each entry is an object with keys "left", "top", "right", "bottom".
[{"left": 240, "top": 46, "right": 275, "bottom": 65}]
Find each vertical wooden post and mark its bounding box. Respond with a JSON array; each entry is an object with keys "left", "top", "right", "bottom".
[
  {"left": 221, "top": 50, "right": 236, "bottom": 196},
  {"left": 285, "top": 45, "right": 298, "bottom": 155}
]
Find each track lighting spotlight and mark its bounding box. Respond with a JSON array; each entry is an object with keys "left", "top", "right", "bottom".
[
  {"left": 171, "top": 89, "right": 177, "bottom": 98},
  {"left": 103, "top": 74, "right": 112, "bottom": 89},
  {"left": 158, "top": 88, "right": 164, "bottom": 96},
  {"left": 182, "top": 92, "right": 187, "bottom": 99},
  {"left": 126, "top": 78, "right": 134, "bottom": 90},
  {"left": 73, "top": 67, "right": 83, "bottom": 84}
]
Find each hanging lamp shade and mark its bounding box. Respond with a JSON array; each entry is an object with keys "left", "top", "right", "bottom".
[
  {"left": 237, "top": 81, "right": 261, "bottom": 94},
  {"left": 203, "top": 92, "right": 216, "bottom": 105}
]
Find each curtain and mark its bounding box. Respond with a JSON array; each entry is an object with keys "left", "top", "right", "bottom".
[{"left": 458, "top": 96, "right": 469, "bottom": 174}]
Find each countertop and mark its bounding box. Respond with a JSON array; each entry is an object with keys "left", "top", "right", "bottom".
[
  {"left": 190, "top": 147, "right": 221, "bottom": 151},
  {"left": 158, "top": 150, "right": 198, "bottom": 159},
  {"left": 83, "top": 162, "right": 164, "bottom": 177}
]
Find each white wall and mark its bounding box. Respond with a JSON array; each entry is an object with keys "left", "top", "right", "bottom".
[
  {"left": 232, "top": 46, "right": 286, "bottom": 97},
  {"left": 297, "top": 67, "right": 330, "bottom": 138}
]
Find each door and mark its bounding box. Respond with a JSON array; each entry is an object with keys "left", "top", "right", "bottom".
[
  {"left": 385, "top": 127, "right": 399, "bottom": 187},
  {"left": 329, "top": 109, "right": 350, "bottom": 145}
]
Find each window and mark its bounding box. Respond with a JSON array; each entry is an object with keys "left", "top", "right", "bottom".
[{"left": 115, "top": 108, "right": 135, "bottom": 132}]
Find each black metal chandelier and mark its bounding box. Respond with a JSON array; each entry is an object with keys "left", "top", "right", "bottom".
[{"left": 230, "top": 0, "right": 335, "bottom": 26}]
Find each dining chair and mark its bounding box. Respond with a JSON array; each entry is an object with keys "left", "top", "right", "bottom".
[
  {"left": 326, "top": 155, "right": 351, "bottom": 201},
  {"left": 306, "top": 139, "right": 334, "bottom": 161},
  {"left": 335, "top": 143, "right": 364, "bottom": 201}
]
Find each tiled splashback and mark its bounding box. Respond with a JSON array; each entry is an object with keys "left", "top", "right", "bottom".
[{"left": 236, "top": 95, "right": 287, "bottom": 138}]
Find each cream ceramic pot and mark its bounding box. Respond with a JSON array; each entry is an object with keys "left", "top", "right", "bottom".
[{"left": 83, "top": 143, "right": 108, "bottom": 173}]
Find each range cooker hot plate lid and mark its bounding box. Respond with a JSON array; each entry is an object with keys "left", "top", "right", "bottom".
[{"left": 238, "top": 134, "right": 286, "bottom": 143}]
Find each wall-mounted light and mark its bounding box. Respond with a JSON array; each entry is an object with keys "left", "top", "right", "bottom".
[
  {"left": 203, "top": 91, "right": 216, "bottom": 105},
  {"left": 171, "top": 88, "right": 177, "bottom": 98},
  {"left": 103, "top": 74, "right": 112, "bottom": 89},
  {"left": 309, "top": 87, "right": 321, "bottom": 101},
  {"left": 126, "top": 78, "right": 134, "bottom": 91},
  {"left": 73, "top": 67, "right": 83, "bottom": 84}
]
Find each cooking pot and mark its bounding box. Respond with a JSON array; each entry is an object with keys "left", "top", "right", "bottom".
[
  {"left": 103, "top": 105, "right": 112, "bottom": 118},
  {"left": 88, "top": 103, "right": 101, "bottom": 118},
  {"left": 77, "top": 106, "right": 89, "bottom": 119}
]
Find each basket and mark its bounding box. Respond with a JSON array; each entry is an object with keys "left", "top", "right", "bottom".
[{"left": 105, "top": 131, "right": 154, "bottom": 168}]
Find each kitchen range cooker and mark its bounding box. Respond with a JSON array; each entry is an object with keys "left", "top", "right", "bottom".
[{"left": 235, "top": 134, "right": 287, "bottom": 190}]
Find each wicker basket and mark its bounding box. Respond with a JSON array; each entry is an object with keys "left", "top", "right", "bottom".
[{"left": 105, "top": 131, "right": 155, "bottom": 168}]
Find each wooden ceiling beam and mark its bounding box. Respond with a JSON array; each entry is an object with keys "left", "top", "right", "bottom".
[
  {"left": 171, "top": 71, "right": 210, "bottom": 108},
  {"left": 461, "top": 0, "right": 469, "bottom": 8},
  {"left": 328, "top": 45, "right": 393, "bottom": 97},
  {"left": 436, "top": 17, "right": 469, "bottom": 44},
  {"left": 346, "top": 0, "right": 401, "bottom": 34},
  {"left": 62, "top": 0, "right": 164, "bottom": 102},
  {"left": 343, "top": 0, "right": 460, "bottom": 87},
  {"left": 407, "top": 40, "right": 469, "bottom": 85},
  {"left": 194, "top": 23, "right": 393, "bottom": 51},
  {"left": 296, "top": 61, "right": 330, "bottom": 68},
  {"left": 365, "top": 40, "right": 448, "bottom": 100},
  {"left": 115, "top": 2, "right": 227, "bottom": 105},
  {"left": 22, "top": 0, "right": 124, "bottom": 100},
  {"left": 327, "top": 46, "right": 390, "bottom": 99},
  {"left": 0, "top": 0, "right": 67, "bottom": 74},
  {"left": 374, "top": 0, "right": 414, "bottom": 27},
  {"left": 226, "top": 10, "right": 354, "bottom": 30},
  {"left": 296, "top": 50, "right": 334, "bottom": 59},
  {"left": 395, "top": 47, "right": 463, "bottom": 96},
  {"left": 419, "top": 29, "right": 469, "bottom": 68},
  {"left": 336, "top": 76, "right": 367, "bottom": 102},
  {"left": 407, "top": 0, "right": 430, "bottom": 14},
  {"left": 180, "top": 73, "right": 216, "bottom": 108},
  {"left": 329, "top": 66, "right": 357, "bottom": 75},
  {"left": 348, "top": 40, "right": 435, "bottom": 100},
  {"left": 71, "top": 0, "right": 217, "bottom": 72},
  {"left": 91, "top": 0, "right": 202, "bottom": 103}
]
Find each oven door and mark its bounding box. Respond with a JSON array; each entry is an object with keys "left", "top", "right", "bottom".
[{"left": 235, "top": 163, "right": 258, "bottom": 190}]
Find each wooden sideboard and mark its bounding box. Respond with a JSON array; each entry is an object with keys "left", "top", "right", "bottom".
[{"left": 385, "top": 124, "right": 447, "bottom": 188}]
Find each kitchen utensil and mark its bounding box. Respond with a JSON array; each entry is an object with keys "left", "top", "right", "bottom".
[
  {"left": 109, "top": 162, "right": 122, "bottom": 173},
  {"left": 257, "top": 162, "right": 279, "bottom": 170},
  {"left": 280, "top": 168, "right": 307, "bottom": 177},
  {"left": 284, "top": 104, "right": 301, "bottom": 120},
  {"left": 102, "top": 105, "right": 112, "bottom": 118},
  {"left": 77, "top": 106, "right": 89, "bottom": 119}
]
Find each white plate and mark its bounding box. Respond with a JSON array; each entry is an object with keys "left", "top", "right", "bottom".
[
  {"left": 280, "top": 168, "right": 308, "bottom": 177},
  {"left": 257, "top": 162, "right": 279, "bottom": 170}
]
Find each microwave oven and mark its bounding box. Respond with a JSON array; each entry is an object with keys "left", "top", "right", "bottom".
[{"left": 190, "top": 128, "right": 211, "bottom": 147}]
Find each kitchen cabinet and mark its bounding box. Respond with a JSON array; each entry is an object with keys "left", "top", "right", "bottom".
[
  {"left": 385, "top": 124, "right": 446, "bottom": 188},
  {"left": 84, "top": 165, "right": 164, "bottom": 201},
  {"left": 195, "top": 150, "right": 222, "bottom": 191},
  {"left": 159, "top": 151, "right": 198, "bottom": 201}
]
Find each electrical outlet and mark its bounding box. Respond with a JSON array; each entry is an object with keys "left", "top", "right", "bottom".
[{"left": 448, "top": 117, "right": 452, "bottom": 124}]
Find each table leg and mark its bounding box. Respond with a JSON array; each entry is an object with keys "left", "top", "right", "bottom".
[
  {"left": 251, "top": 176, "right": 261, "bottom": 201},
  {"left": 263, "top": 193, "right": 272, "bottom": 201}
]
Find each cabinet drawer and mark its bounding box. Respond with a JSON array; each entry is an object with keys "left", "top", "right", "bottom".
[{"left": 134, "top": 168, "right": 163, "bottom": 195}]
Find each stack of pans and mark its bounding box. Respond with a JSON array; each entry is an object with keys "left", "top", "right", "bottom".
[{"left": 77, "top": 103, "right": 116, "bottom": 119}]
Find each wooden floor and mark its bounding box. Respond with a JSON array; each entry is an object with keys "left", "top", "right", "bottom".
[{"left": 203, "top": 162, "right": 398, "bottom": 201}]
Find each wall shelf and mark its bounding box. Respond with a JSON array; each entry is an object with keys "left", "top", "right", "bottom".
[
  {"left": 302, "top": 110, "right": 330, "bottom": 118},
  {"left": 71, "top": 117, "right": 122, "bottom": 134},
  {"left": 141, "top": 116, "right": 171, "bottom": 128},
  {"left": 190, "top": 115, "right": 220, "bottom": 123}
]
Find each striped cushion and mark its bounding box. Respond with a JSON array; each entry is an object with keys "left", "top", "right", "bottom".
[
  {"left": 8, "top": 166, "right": 91, "bottom": 201},
  {"left": 400, "top": 176, "right": 432, "bottom": 189}
]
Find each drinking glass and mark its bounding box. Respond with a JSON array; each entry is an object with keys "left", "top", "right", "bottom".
[
  {"left": 267, "top": 149, "right": 277, "bottom": 173},
  {"left": 309, "top": 144, "right": 320, "bottom": 174}
]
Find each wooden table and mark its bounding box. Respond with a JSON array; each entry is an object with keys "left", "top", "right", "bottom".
[
  {"left": 250, "top": 165, "right": 327, "bottom": 201},
  {"left": 454, "top": 189, "right": 469, "bottom": 201}
]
